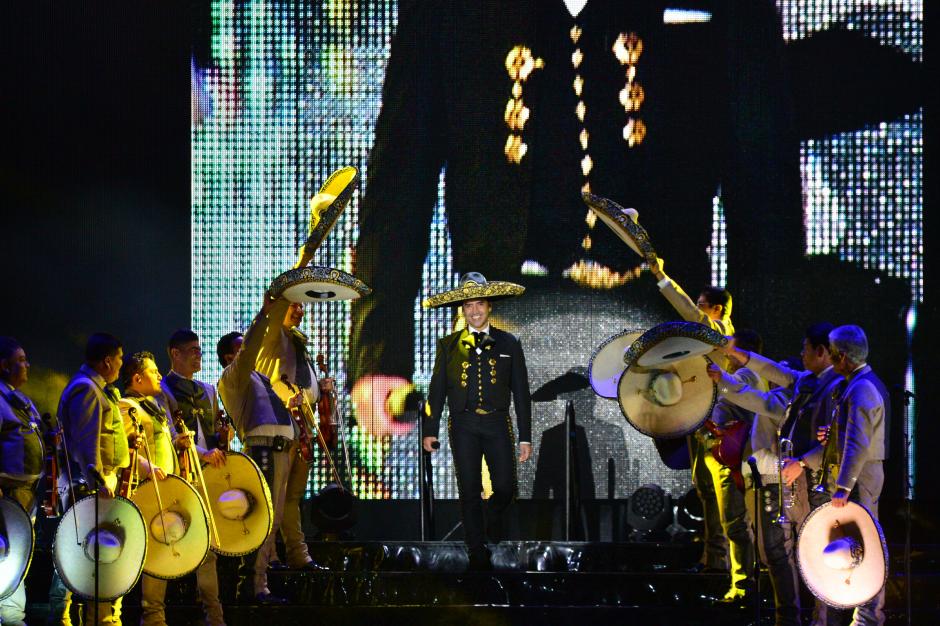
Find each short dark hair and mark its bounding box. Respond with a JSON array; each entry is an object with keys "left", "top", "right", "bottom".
[
  {"left": 699, "top": 286, "right": 732, "bottom": 317},
  {"left": 804, "top": 322, "right": 835, "bottom": 350},
  {"left": 216, "top": 332, "right": 243, "bottom": 367},
  {"left": 85, "top": 333, "right": 123, "bottom": 364},
  {"left": 167, "top": 329, "right": 200, "bottom": 357},
  {"left": 733, "top": 329, "right": 763, "bottom": 355},
  {"left": 0, "top": 336, "right": 22, "bottom": 361},
  {"left": 120, "top": 351, "right": 156, "bottom": 388}
]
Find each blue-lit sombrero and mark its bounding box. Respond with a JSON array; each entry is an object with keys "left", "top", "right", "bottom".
[
  {"left": 617, "top": 322, "right": 727, "bottom": 438},
  {"left": 269, "top": 266, "right": 372, "bottom": 303},
  {"left": 797, "top": 501, "right": 888, "bottom": 609},
  {"left": 582, "top": 193, "right": 658, "bottom": 266},
  {"left": 0, "top": 497, "right": 34, "bottom": 601},
  {"left": 422, "top": 272, "right": 525, "bottom": 309},
  {"left": 588, "top": 329, "right": 644, "bottom": 399},
  {"left": 303, "top": 166, "right": 359, "bottom": 254}
]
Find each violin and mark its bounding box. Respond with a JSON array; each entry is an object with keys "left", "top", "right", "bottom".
[
  {"left": 316, "top": 353, "right": 338, "bottom": 449},
  {"left": 40, "top": 419, "right": 62, "bottom": 517},
  {"left": 118, "top": 407, "right": 143, "bottom": 497},
  {"left": 280, "top": 374, "right": 317, "bottom": 465},
  {"left": 215, "top": 409, "right": 234, "bottom": 453},
  {"left": 172, "top": 409, "right": 194, "bottom": 483}
]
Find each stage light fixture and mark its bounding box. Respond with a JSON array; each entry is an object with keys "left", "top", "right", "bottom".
[{"left": 627, "top": 484, "right": 672, "bottom": 538}]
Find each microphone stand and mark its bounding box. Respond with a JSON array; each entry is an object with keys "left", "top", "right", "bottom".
[
  {"left": 418, "top": 403, "right": 436, "bottom": 541},
  {"left": 746, "top": 457, "right": 762, "bottom": 626},
  {"left": 901, "top": 388, "right": 915, "bottom": 626}
]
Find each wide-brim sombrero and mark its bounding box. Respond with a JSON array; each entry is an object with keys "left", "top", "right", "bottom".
[
  {"left": 422, "top": 272, "right": 525, "bottom": 309},
  {"left": 797, "top": 501, "right": 888, "bottom": 609},
  {"left": 130, "top": 475, "right": 211, "bottom": 580},
  {"left": 53, "top": 494, "right": 147, "bottom": 600},
  {"left": 0, "top": 497, "right": 34, "bottom": 601},
  {"left": 582, "top": 193, "right": 658, "bottom": 265},
  {"left": 200, "top": 451, "right": 273, "bottom": 557},
  {"left": 269, "top": 266, "right": 372, "bottom": 303},
  {"left": 303, "top": 166, "right": 359, "bottom": 254},
  {"left": 588, "top": 329, "right": 644, "bottom": 399},
  {"left": 617, "top": 322, "right": 727, "bottom": 438}
]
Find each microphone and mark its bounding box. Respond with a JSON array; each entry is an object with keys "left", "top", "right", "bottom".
[
  {"left": 746, "top": 456, "right": 763, "bottom": 490},
  {"left": 86, "top": 464, "right": 107, "bottom": 488},
  {"left": 429, "top": 440, "right": 441, "bottom": 450},
  {"left": 386, "top": 384, "right": 425, "bottom": 423}
]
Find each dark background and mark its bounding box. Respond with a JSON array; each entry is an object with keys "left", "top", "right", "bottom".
[{"left": 0, "top": 1, "right": 935, "bottom": 542}]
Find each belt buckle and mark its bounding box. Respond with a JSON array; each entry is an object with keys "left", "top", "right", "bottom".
[{"left": 474, "top": 408, "right": 489, "bottom": 415}]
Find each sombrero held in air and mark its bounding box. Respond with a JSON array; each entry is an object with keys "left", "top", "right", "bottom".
[
  {"left": 617, "top": 321, "right": 728, "bottom": 439},
  {"left": 422, "top": 272, "right": 525, "bottom": 309},
  {"left": 582, "top": 192, "right": 658, "bottom": 266}
]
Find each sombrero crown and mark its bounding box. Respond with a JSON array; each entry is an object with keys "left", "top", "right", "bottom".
[{"left": 422, "top": 272, "right": 524, "bottom": 309}]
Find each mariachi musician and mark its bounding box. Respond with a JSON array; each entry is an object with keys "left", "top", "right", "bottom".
[
  {"left": 254, "top": 299, "right": 331, "bottom": 571},
  {"left": 119, "top": 351, "right": 223, "bottom": 626},
  {"left": 54, "top": 333, "right": 131, "bottom": 626},
  {"left": 0, "top": 336, "right": 43, "bottom": 625}
]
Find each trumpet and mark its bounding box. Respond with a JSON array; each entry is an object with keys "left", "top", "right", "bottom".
[
  {"left": 813, "top": 386, "right": 845, "bottom": 494},
  {"left": 775, "top": 436, "right": 796, "bottom": 525}
]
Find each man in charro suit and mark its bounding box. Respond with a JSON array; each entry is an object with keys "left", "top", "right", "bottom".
[{"left": 421, "top": 273, "right": 532, "bottom": 570}]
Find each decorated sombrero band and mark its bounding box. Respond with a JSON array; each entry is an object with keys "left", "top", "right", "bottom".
[
  {"left": 269, "top": 266, "right": 372, "bottom": 303},
  {"left": 422, "top": 272, "right": 525, "bottom": 309},
  {"left": 617, "top": 321, "right": 728, "bottom": 439},
  {"left": 303, "top": 166, "right": 359, "bottom": 254},
  {"left": 797, "top": 501, "right": 888, "bottom": 609},
  {"left": 0, "top": 497, "right": 34, "bottom": 601},
  {"left": 582, "top": 192, "right": 658, "bottom": 266},
  {"left": 53, "top": 494, "right": 148, "bottom": 600}
]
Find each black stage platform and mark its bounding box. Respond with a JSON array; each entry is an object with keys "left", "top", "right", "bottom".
[{"left": 24, "top": 540, "right": 939, "bottom": 625}]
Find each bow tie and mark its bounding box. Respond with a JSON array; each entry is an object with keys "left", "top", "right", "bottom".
[{"left": 472, "top": 331, "right": 486, "bottom": 347}]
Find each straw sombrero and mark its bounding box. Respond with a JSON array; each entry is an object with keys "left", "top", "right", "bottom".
[
  {"left": 303, "top": 166, "right": 359, "bottom": 254},
  {"left": 422, "top": 272, "right": 524, "bottom": 309},
  {"left": 588, "top": 329, "right": 644, "bottom": 399}
]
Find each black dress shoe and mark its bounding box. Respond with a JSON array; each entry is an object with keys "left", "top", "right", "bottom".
[
  {"left": 467, "top": 547, "right": 493, "bottom": 572},
  {"left": 298, "top": 560, "right": 328, "bottom": 571},
  {"left": 255, "top": 592, "right": 289, "bottom": 605},
  {"left": 267, "top": 561, "right": 289, "bottom": 571}
]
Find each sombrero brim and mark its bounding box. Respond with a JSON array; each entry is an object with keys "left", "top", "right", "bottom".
[
  {"left": 422, "top": 281, "right": 525, "bottom": 309},
  {"left": 582, "top": 192, "right": 658, "bottom": 264},
  {"left": 270, "top": 266, "right": 372, "bottom": 302},
  {"left": 618, "top": 354, "right": 717, "bottom": 438},
  {"left": 131, "top": 475, "right": 211, "bottom": 580},
  {"left": 200, "top": 452, "right": 273, "bottom": 557},
  {"left": 0, "top": 498, "right": 34, "bottom": 601},
  {"left": 624, "top": 321, "right": 728, "bottom": 368},
  {"left": 303, "top": 166, "right": 359, "bottom": 253},
  {"left": 588, "top": 329, "right": 644, "bottom": 399},
  {"left": 53, "top": 495, "right": 147, "bottom": 601},
  {"left": 797, "top": 501, "right": 888, "bottom": 609}
]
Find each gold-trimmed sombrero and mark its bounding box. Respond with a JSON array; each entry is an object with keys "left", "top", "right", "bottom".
[
  {"left": 617, "top": 322, "right": 728, "bottom": 438},
  {"left": 422, "top": 272, "right": 525, "bottom": 309},
  {"left": 200, "top": 451, "right": 273, "bottom": 557},
  {"left": 303, "top": 166, "right": 359, "bottom": 255},
  {"left": 797, "top": 501, "right": 888, "bottom": 609},
  {"left": 0, "top": 497, "right": 34, "bottom": 601},
  {"left": 582, "top": 192, "right": 658, "bottom": 265},
  {"left": 269, "top": 266, "right": 372, "bottom": 303}
]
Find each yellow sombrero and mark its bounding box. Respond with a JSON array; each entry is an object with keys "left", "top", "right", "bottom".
[{"left": 303, "top": 166, "right": 359, "bottom": 255}]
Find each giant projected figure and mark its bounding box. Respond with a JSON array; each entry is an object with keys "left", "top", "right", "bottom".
[{"left": 349, "top": 0, "right": 804, "bottom": 434}]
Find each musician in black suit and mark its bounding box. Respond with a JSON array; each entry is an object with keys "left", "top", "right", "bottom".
[{"left": 422, "top": 273, "right": 532, "bottom": 570}]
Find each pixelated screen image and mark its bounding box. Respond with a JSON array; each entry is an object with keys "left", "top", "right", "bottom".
[{"left": 192, "top": 1, "right": 922, "bottom": 500}]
